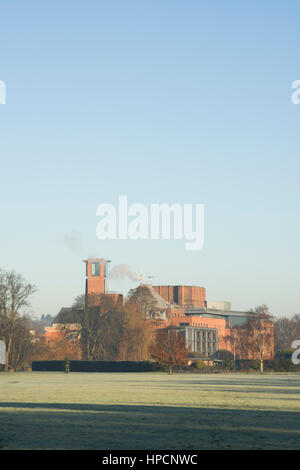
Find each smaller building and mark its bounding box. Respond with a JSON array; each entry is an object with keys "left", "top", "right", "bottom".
[
  {"left": 177, "top": 325, "right": 218, "bottom": 356},
  {"left": 44, "top": 323, "right": 81, "bottom": 342}
]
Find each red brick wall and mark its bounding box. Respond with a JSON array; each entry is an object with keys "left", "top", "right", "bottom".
[
  {"left": 160, "top": 312, "right": 275, "bottom": 360},
  {"left": 170, "top": 314, "right": 226, "bottom": 339},
  {"left": 221, "top": 324, "right": 274, "bottom": 360},
  {"left": 153, "top": 285, "right": 206, "bottom": 307},
  {"left": 85, "top": 259, "right": 106, "bottom": 296}
]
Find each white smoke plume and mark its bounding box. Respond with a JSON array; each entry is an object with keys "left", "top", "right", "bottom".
[
  {"left": 59, "top": 231, "right": 83, "bottom": 255},
  {"left": 109, "top": 264, "right": 147, "bottom": 283}
]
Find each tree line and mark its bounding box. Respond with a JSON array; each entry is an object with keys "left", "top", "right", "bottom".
[
  {"left": 1, "top": 268, "right": 300, "bottom": 373},
  {"left": 0, "top": 272, "right": 188, "bottom": 373}
]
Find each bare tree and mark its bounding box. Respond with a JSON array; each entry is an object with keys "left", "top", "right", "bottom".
[
  {"left": 224, "top": 327, "right": 249, "bottom": 364},
  {"left": 150, "top": 326, "right": 189, "bottom": 374},
  {"left": 72, "top": 292, "right": 118, "bottom": 311},
  {"left": 31, "top": 328, "right": 81, "bottom": 361},
  {"left": 128, "top": 285, "right": 160, "bottom": 319},
  {"left": 80, "top": 298, "right": 154, "bottom": 361},
  {"left": 72, "top": 294, "right": 86, "bottom": 308},
  {"left": 9, "top": 316, "right": 34, "bottom": 370},
  {"left": 0, "top": 269, "right": 36, "bottom": 370},
  {"left": 247, "top": 306, "right": 274, "bottom": 373},
  {"left": 224, "top": 305, "right": 274, "bottom": 372},
  {"left": 274, "top": 315, "right": 300, "bottom": 353},
  {"left": 118, "top": 301, "right": 154, "bottom": 361}
]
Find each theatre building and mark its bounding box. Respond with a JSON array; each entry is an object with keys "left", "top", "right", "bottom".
[
  {"left": 152, "top": 285, "right": 274, "bottom": 360},
  {"left": 46, "top": 258, "right": 274, "bottom": 361}
]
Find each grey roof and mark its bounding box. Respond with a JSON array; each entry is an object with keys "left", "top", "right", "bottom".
[
  {"left": 185, "top": 307, "right": 256, "bottom": 318},
  {"left": 141, "top": 284, "right": 170, "bottom": 310},
  {"left": 139, "top": 284, "right": 169, "bottom": 320}
]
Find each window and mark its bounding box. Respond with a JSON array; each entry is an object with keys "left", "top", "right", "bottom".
[
  {"left": 91, "top": 262, "right": 100, "bottom": 276},
  {"left": 104, "top": 262, "right": 109, "bottom": 278}
]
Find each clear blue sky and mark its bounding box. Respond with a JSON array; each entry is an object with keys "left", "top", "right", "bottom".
[{"left": 0, "top": 1, "right": 299, "bottom": 318}]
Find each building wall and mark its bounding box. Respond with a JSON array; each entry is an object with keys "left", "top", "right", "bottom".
[
  {"left": 84, "top": 258, "right": 107, "bottom": 296},
  {"left": 221, "top": 322, "right": 274, "bottom": 360},
  {"left": 171, "top": 315, "right": 226, "bottom": 343},
  {"left": 84, "top": 259, "right": 122, "bottom": 306},
  {"left": 168, "top": 305, "right": 185, "bottom": 322},
  {"left": 177, "top": 326, "right": 219, "bottom": 356},
  {"left": 153, "top": 285, "right": 206, "bottom": 307},
  {"left": 206, "top": 301, "right": 231, "bottom": 311},
  {"left": 44, "top": 323, "right": 81, "bottom": 341},
  {"left": 165, "top": 311, "right": 274, "bottom": 359}
]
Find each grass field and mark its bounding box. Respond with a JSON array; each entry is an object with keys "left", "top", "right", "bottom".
[{"left": 0, "top": 371, "right": 300, "bottom": 449}]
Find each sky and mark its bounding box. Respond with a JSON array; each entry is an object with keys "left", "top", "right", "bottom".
[{"left": 0, "top": 1, "right": 299, "bottom": 318}]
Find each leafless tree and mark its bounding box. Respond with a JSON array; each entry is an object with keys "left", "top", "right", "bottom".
[
  {"left": 80, "top": 298, "right": 154, "bottom": 361},
  {"left": 0, "top": 269, "right": 36, "bottom": 370},
  {"left": 72, "top": 293, "right": 86, "bottom": 308},
  {"left": 245, "top": 305, "right": 274, "bottom": 373},
  {"left": 128, "top": 285, "right": 160, "bottom": 318},
  {"left": 274, "top": 315, "right": 300, "bottom": 353},
  {"left": 224, "top": 305, "right": 274, "bottom": 372},
  {"left": 118, "top": 301, "right": 154, "bottom": 361},
  {"left": 224, "top": 326, "right": 249, "bottom": 368}
]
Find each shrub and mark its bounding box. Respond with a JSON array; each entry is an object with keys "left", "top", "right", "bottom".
[
  {"left": 191, "top": 360, "right": 207, "bottom": 370},
  {"left": 32, "top": 360, "right": 161, "bottom": 372},
  {"left": 220, "top": 359, "right": 235, "bottom": 371},
  {"left": 272, "top": 358, "right": 298, "bottom": 372},
  {"left": 215, "top": 349, "right": 234, "bottom": 361},
  {"left": 248, "top": 360, "right": 260, "bottom": 371},
  {"left": 275, "top": 350, "right": 294, "bottom": 360}
]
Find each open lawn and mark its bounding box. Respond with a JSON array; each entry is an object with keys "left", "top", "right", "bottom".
[{"left": 0, "top": 372, "right": 300, "bottom": 449}]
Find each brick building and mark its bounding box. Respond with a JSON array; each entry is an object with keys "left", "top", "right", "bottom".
[
  {"left": 150, "top": 284, "right": 274, "bottom": 360},
  {"left": 153, "top": 285, "right": 206, "bottom": 308},
  {"left": 46, "top": 258, "right": 274, "bottom": 361}
]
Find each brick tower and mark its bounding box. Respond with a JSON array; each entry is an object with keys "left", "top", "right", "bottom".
[{"left": 83, "top": 258, "right": 110, "bottom": 298}]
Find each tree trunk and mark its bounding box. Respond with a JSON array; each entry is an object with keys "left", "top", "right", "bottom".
[
  {"left": 260, "top": 359, "right": 264, "bottom": 373},
  {"left": 4, "top": 351, "right": 9, "bottom": 371},
  {"left": 5, "top": 334, "right": 13, "bottom": 371},
  {"left": 260, "top": 344, "right": 264, "bottom": 373}
]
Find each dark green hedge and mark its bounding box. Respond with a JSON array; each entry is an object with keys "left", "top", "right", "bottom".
[
  {"left": 31, "top": 360, "right": 160, "bottom": 372},
  {"left": 216, "top": 358, "right": 300, "bottom": 372}
]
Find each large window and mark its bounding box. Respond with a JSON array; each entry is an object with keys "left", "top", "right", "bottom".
[
  {"left": 104, "top": 262, "right": 109, "bottom": 278},
  {"left": 91, "top": 262, "right": 100, "bottom": 276}
]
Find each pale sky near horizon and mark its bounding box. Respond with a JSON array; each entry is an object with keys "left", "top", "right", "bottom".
[{"left": 0, "top": 1, "right": 300, "bottom": 318}]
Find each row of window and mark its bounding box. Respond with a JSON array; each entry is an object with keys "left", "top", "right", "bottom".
[
  {"left": 187, "top": 341, "right": 217, "bottom": 354},
  {"left": 195, "top": 331, "right": 216, "bottom": 341}
]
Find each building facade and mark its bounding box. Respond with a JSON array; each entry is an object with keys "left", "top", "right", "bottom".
[
  {"left": 152, "top": 283, "right": 274, "bottom": 360},
  {"left": 46, "top": 259, "right": 274, "bottom": 362}
]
